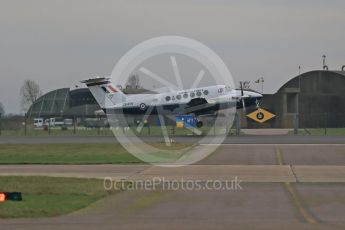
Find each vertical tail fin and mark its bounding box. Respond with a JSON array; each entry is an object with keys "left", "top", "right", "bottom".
[{"left": 81, "top": 77, "right": 126, "bottom": 109}]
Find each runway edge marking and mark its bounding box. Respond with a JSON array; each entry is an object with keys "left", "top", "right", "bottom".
[{"left": 274, "top": 145, "right": 318, "bottom": 224}]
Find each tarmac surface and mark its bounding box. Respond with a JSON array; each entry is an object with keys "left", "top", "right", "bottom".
[
  {"left": 1, "top": 137, "right": 345, "bottom": 229},
  {"left": 1, "top": 164, "right": 345, "bottom": 183}
]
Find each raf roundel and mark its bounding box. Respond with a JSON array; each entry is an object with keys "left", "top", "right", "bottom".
[{"left": 139, "top": 103, "right": 147, "bottom": 110}]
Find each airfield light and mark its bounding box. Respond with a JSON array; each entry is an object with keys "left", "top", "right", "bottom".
[
  {"left": 0, "top": 192, "right": 22, "bottom": 201},
  {"left": 5, "top": 192, "right": 22, "bottom": 201},
  {"left": 0, "top": 193, "right": 5, "bottom": 202}
]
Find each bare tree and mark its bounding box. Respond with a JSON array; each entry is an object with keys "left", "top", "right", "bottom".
[
  {"left": 126, "top": 75, "right": 141, "bottom": 89},
  {"left": 20, "top": 79, "right": 42, "bottom": 111},
  {"left": 0, "top": 102, "right": 4, "bottom": 115}
]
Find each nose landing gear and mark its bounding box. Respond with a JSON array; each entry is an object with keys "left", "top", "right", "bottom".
[{"left": 196, "top": 120, "right": 203, "bottom": 128}]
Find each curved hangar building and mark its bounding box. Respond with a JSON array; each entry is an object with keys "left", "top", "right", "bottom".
[
  {"left": 27, "top": 87, "right": 154, "bottom": 119},
  {"left": 27, "top": 88, "right": 100, "bottom": 118},
  {"left": 247, "top": 70, "right": 345, "bottom": 128}
]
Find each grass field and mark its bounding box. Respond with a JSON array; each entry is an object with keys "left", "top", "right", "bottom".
[
  {"left": 0, "top": 143, "right": 193, "bottom": 164},
  {"left": 0, "top": 176, "right": 119, "bottom": 218},
  {"left": 0, "top": 125, "right": 237, "bottom": 137},
  {"left": 288, "top": 128, "right": 345, "bottom": 135},
  {"left": 0, "top": 128, "right": 114, "bottom": 137}
]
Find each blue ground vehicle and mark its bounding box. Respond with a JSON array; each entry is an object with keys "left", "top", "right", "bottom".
[{"left": 176, "top": 114, "right": 198, "bottom": 128}]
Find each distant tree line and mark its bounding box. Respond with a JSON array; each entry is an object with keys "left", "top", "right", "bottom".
[
  {"left": 126, "top": 75, "right": 141, "bottom": 89},
  {"left": 20, "top": 79, "right": 42, "bottom": 112},
  {"left": 0, "top": 101, "right": 4, "bottom": 115}
]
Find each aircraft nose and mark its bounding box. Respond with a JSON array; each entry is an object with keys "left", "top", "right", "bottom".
[
  {"left": 248, "top": 91, "right": 263, "bottom": 99},
  {"left": 255, "top": 92, "right": 263, "bottom": 99}
]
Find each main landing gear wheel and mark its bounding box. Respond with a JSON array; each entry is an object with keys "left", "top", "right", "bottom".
[{"left": 196, "top": 120, "right": 203, "bottom": 128}]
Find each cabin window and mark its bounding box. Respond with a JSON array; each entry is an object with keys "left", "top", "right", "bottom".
[
  {"left": 183, "top": 93, "right": 188, "bottom": 99},
  {"left": 176, "top": 95, "right": 181, "bottom": 100},
  {"left": 190, "top": 92, "right": 195, "bottom": 98},
  {"left": 203, "top": 90, "right": 209, "bottom": 95},
  {"left": 165, "top": 96, "right": 171, "bottom": 101},
  {"left": 101, "top": 86, "right": 109, "bottom": 93},
  {"left": 196, "top": 91, "right": 202, "bottom": 97}
]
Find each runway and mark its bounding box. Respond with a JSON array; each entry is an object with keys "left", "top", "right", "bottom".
[
  {"left": 1, "top": 142, "right": 345, "bottom": 229},
  {"left": 1, "top": 164, "right": 345, "bottom": 183},
  {"left": 1, "top": 143, "right": 345, "bottom": 181}
]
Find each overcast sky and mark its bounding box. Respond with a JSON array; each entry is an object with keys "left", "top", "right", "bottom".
[{"left": 1, "top": 0, "right": 345, "bottom": 114}]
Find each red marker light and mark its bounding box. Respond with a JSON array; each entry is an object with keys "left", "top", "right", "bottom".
[{"left": 0, "top": 193, "right": 5, "bottom": 202}]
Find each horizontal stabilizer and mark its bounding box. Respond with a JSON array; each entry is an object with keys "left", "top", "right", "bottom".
[{"left": 80, "top": 77, "right": 110, "bottom": 86}]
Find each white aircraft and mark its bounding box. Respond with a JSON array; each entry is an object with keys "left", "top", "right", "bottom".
[{"left": 81, "top": 77, "right": 262, "bottom": 127}]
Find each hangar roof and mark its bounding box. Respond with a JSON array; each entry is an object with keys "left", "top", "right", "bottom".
[{"left": 276, "top": 70, "right": 345, "bottom": 94}]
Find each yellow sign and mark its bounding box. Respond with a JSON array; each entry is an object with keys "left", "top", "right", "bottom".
[{"left": 246, "top": 108, "right": 275, "bottom": 123}]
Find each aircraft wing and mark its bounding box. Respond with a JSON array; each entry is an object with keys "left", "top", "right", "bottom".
[{"left": 183, "top": 98, "right": 218, "bottom": 115}]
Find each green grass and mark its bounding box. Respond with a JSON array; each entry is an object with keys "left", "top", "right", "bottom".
[
  {"left": 0, "top": 143, "right": 141, "bottom": 164},
  {"left": 0, "top": 143, "right": 193, "bottom": 164},
  {"left": 289, "top": 128, "right": 345, "bottom": 135},
  {"left": 0, "top": 176, "right": 119, "bottom": 218},
  {"left": 0, "top": 128, "right": 114, "bottom": 137},
  {"left": 0, "top": 125, "right": 237, "bottom": 137}
]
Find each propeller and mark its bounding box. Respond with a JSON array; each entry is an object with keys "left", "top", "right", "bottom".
[{"left": 240, "top": 82, "right": 246, "bottom": 113}]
